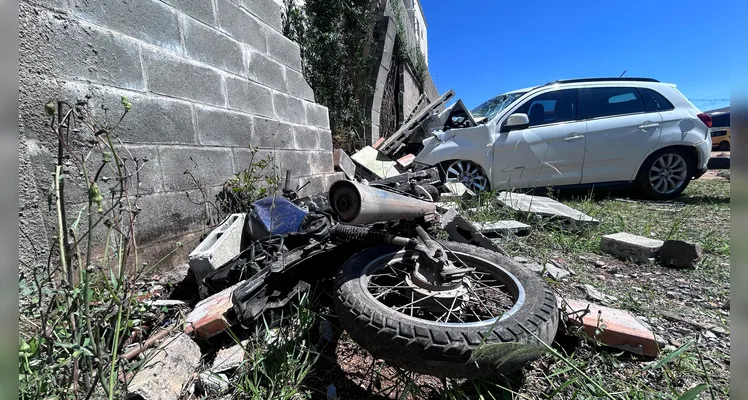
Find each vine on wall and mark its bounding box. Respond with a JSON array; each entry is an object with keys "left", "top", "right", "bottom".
[{"left": 282, "top": 0, "right": 374, "bottom": 153}]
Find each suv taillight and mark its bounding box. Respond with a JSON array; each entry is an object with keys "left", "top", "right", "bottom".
[{"left": 697, "top": 113, "right": 713, "bottom": 128}]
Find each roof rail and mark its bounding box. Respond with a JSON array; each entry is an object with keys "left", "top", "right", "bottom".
[{"left": 543, "top": 77, "right": 660, "bottom": 86}]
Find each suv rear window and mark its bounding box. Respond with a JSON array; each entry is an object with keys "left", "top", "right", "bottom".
[
  {"left": 711, "top": 113, "right": 730, "bottom": 128},
  {"left": 638, "top": 88, "right": 675, "bottom": 112},
  {"left": 579, "top": 87, "right": 646, "bottom": 119}
]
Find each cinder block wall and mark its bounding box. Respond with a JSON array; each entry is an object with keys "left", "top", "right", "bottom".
[{"left": 18, "top": 0, "right": 343, "bottom": 273}]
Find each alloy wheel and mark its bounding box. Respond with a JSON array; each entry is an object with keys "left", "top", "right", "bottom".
[
  {"left": 445, "top": 160, "right": 489, "bottom": 192},
  {"left": 648, "top": 153, "right": 688, "bottom": 194}
]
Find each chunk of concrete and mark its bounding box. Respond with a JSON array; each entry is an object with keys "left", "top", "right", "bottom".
[
  {"left": 559, "top": 298, "right": 660, "bottom": 357},
  {"left": 474, "top": 220, "right": 532, "bottom": 237},
  {"left": 189, "top": 214, "right": 245, "bottom": 286},
  {"left": 350, "top": 146, "right": 402, "bottom": 179},
  {"left": 440, "top": 208, "right": 508, "bottom": 255},
  {"left": 332, "top": 149, "right": 356, "bottom": 180},
  {"left": 197, "top": 372, "right": 230, "bottom": 395},
  {"left": 444, "top": 182, "right": 476, "bottom": 200},
  {"left": 581, "top": 284, "right": 618, "bottom": 303},
  {"left": 496, "top": 192, "right": 599, "bottom": 229},
  {"left": 184, "top": 281, "right": 244, "bottom": 339},
  {"left": 658, "top": 240, "right": 702, "bottom": 268},
  {"left": 127, "top": 333, "right": 201, "bottom": 400},
  {"left": 211, "top": 341, "right": 249, "bottom": 373},
  {"left": 396, "top": 153, "right": 416, "bottom": 168},
  {"left": 600, "top": 232, "right": 663, "bottom": 263}
]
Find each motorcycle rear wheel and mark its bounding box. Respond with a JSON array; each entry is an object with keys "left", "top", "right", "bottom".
[{"left": 333, "top": 242, "right": 559, "bottom": 378}]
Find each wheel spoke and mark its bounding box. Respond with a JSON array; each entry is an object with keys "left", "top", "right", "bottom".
[
  {"left": 649, "top": 175, "right": 660, "bottom": 183},
  {"left": 447, "top": 167, "right": 459, "bottom": 177}
]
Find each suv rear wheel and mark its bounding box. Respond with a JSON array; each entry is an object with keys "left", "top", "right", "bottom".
[{"left": 635, "top": 148, "right": 694, "bottom": 200}]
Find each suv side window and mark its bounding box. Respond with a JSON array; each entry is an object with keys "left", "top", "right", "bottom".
[
  {"left": 579, "top": 87, "right": 646, "bottom": 119},
  {"left": 638, "top": 88, "right": 674, "bottom": 112},
  {"left": 511, "top": 89, "right": 578, "bottom": 127}
]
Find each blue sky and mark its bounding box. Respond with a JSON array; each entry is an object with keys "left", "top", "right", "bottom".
[{"left": 422, "top": 0, "right": 731, "bottom": 112}]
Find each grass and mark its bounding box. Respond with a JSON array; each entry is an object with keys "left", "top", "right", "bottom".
[{"left": 207, "top": 178, "right": 729, "bottom": 399}]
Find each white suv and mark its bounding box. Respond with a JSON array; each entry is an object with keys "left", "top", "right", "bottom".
[{"left": 412, "top": 78, "right": 713, "bottom": 200}]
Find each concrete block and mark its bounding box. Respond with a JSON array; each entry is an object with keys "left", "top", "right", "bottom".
[
  {"left": 275, "top": 151, "right": 312, "bottom": 179},
  {"left": 497, "top": 192, "right": 599, "bottom": 230},
  {"left": 444, "top": 182, "right": 476, "bottom": 200},
  {"left": 304, "top": 102, "right": 330, "bottom": 129},
  {"left": 440, "top": 209, "right": 506, "bottom": 255},
  {"left": 474, "top": 220, "right": 532, "bottom": 237},
  {"left": 295, "top": 174, "right": 326, "bottom": 197},
  {"left": 127, "top": 333, "right": 201, "bottom": 400},
  {"left": 286, "top": 69, "right": 315, "bottom": 101},
  {"left": 159, "top": 146, "right": 235, "bottom": 191},
  {"left": 185, "top": 280, "right": 244, "bottom": 338},
  {"left": 196, "top": 106, "right": 253, "bottom": 147},
  {"left": 21, "top": 9, "right": 145, "bottom": 91},
  {"left": 189, "top": 213, "right": 245, "bottom": 284},
  {"left": 293, "top": 125, "right": 319, "bottom": 150},
  {"left": 309, "top": 151, "right": 334, "bottom": 174},
  {"left": 58, "top": 83, "right": 197, "bottom": 144},
  {"left": 273, "top": 92, "right": 305, "bottom": 124},
  {"left": 211, "top": 341, "right": 249, "bottom": 372},
  {"left": 333, "top": 149, "right": 356, "bottom": 179},
  {"left": 113, "top": 144, "right": 163, "bottom": 194},
  {"left": 560, "top": 298, "right": 660, "bottom": 357},
  {"left": 232, "top": 147, "right": 275, "bottom": 174},
  {"left": 216, "top": 0, "right": 267, "bottom": 51},
  {"left": 144, "top": 49, "right": 224, "bottom": 106},
  {"left": 265, "top": 28, "right": 302, "bottom": 71},
  {"left": 253, "top": 117, "right": 294, "bottom": 148},
  {"left": 522, "top": 262, "right": 570, "bottom": 280},
  {"left": 659, "top": 240, "right": 702, "bottom": 268},
  {"left": 225, "top": 76, "right": 274, "bottom": 117},
  {"left": 73, "top": 0, "right": 182, "bottom": 51},
  {"left": 247, "top": 50, "right": 286, "bottom": 92},
  {"left": 164, "top": 0, "right": 215, "bottom": 25},
  {"left": 600, "top": 232, "right": 663, "bottom": 263},
  {"left": 396, "top": 153, "right": 416, "bottom": 168},
  {"left": 318, "top": 128, "right": 333, "bottom": 151},
  {"left": 183, "top": 16, "right": 245, "bottom": 75},
  {"left": 241, "top": 0, "right": 283, "bottom": 32}
]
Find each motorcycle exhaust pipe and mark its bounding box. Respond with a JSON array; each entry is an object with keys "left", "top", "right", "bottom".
[{"left": 329, "top": 180, "right": 437, "bottom": 225}]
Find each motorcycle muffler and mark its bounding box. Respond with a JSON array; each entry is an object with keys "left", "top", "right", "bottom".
[{"left": 329, "top": 180, "right": 437, "bottom": 225}]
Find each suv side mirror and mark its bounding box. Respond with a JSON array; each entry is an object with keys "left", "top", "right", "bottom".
[{"left": 502, "top": 113, "right": 530, "bottom": 132}]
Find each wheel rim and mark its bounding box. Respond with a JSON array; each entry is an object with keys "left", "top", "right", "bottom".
[
  {"left": 360, "top": 249, "right": 525, "bottom": 326},
  {"left": 445, "top": 160, "right": 489, "bottom": 192},
  {"left": 648, "top": 153, "right": 688, "bottom": 194}
]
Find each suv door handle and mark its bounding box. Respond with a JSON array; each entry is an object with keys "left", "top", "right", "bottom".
[
  {"left": 563, "top": 135, "right": 584, "bottom": 142},
  {"left": 639, "top": 122, "right": 659, "bottom": 130}
]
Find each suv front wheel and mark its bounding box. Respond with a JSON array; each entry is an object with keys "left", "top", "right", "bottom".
[{"left": 635, "top": 148, "right": 694, "bottom": 200}]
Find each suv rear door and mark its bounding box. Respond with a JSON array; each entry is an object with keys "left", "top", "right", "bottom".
[{"left": 579, "top": 86, "right": 664, "bottom": 184}]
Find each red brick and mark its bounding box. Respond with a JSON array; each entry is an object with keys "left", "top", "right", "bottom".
[
  {"left": 397, "top": 153, "right": 416, "bottom": 168},
  {"left": 559, "top": 297, "right": 660, "bottom": 357},
  {"left": 184, "top": 282, "right": 243, "bottom": 339},
  {"left": 372, "top": 137, "right": 385, "bottom": 149}
]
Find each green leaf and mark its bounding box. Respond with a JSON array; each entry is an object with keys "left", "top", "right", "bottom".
[
  {"left": 677, "top": 383, "right": 709, "bottom": 400},
  {"left": 650, "top": 340, "right": 695, "bottom": 370}
]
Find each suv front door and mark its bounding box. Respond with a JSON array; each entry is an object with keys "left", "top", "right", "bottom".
[
  {"left": 493, "top": 89, "right": 586, "bottom": 189},
  {"left": 579, "top": 86, "right": 664, "bottom": 184}
]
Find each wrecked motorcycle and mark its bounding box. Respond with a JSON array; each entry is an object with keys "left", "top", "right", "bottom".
[{"left": 200, "top": 179, "right": 559, "bottom": 378}]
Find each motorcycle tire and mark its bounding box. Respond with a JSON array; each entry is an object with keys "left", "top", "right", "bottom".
[{"left": 334, "top": 241, "right": 558, "bottom": 378}]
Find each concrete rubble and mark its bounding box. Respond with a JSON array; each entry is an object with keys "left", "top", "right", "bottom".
[
  {"left": 184, "top": 281, "right": 244, "bottom": 339},
  {"left": 211, "top": 341, "right": 249, "bottom": 373},
  {"left": 600, "top": 232, "right": 663, "bottom": 263},
  {"left": 333, "top": 149, "right": 356, "bottom": 180},
  {"left": 659, "top": 240, "right": 703, "bottom": 268},
  {"left": 474, "top": 220, "right": 532, "bottom": 237},
  {"left": 496, "top": 192, "right": 599, "bottom": 230},
  {"left": 126, "top": 333, "right": 201, "bottom": 400}
]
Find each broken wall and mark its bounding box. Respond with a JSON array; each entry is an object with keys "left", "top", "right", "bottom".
[{"left": 18, "top": 0, "right": 343, "bottom": 275}]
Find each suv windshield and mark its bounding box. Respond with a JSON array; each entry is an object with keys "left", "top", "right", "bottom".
[{"left": 470, "top": 92, "right": 527, "bottom": 121}]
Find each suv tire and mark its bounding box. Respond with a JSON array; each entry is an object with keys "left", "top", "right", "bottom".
[{"left": 635, "top": 148, "right": 695, "bottom": 200}]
